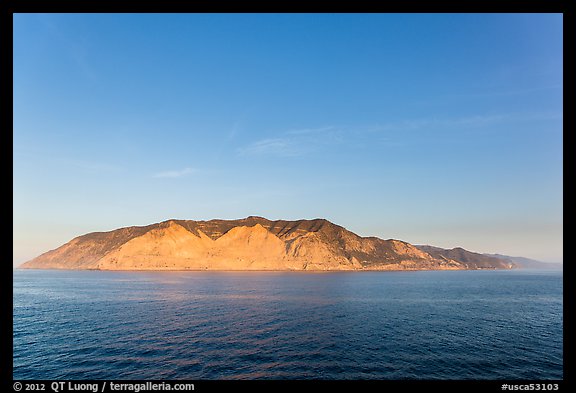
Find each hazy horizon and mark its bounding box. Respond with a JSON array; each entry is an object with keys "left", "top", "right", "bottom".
[{"left": 13, "top": 13, "right": 563, "bottom": 266}]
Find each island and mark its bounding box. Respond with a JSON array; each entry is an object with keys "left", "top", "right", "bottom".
[{"left": 20, "top": 216, "right": 517, "bottom": 271}]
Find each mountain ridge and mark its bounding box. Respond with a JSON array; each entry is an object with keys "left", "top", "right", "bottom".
[
  {"left": 485, "top": 253, "right": 562, "bottom": 269},
  {"left": 415, "top": 245, "right": 514, "bottom": 270},
  {"left": 21, "top": 217, "right": 518, "bottom": 271}
]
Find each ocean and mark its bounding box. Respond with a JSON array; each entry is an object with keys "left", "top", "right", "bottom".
[{"left": 13, "top": 269, "right": 563, "bottom": 380}]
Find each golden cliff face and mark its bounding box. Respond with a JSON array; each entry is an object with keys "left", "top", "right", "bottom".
[
  {"left": 98, "top": 222, "right": 302, "bottom": 270},
  {"left": 20, "top": 217, "right": 513, "bottom": 271}
]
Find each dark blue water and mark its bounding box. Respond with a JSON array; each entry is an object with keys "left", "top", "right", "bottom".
[{"left": 13, "top": 269, "right": 562, "bottom": 380}]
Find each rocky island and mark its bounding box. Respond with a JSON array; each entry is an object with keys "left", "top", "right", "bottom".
[{"left": 20, "top": 216, "right": 516, "bottom": 271}]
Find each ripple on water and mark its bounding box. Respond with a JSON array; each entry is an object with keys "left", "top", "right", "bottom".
[{"left": 13, "top": 269, "right": 563, "bottom": 380}]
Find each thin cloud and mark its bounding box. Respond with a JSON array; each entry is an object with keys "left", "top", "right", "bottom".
[
  {"left": 284, "top": 126, "right": 336, "bottom": 136},
  {"left": 153, "top": 167, "right": 197, "bottom": 178},
  {"left": 450, "top": 84, "right": 563, "bottom": 100},
  {"left": 376, "top": 111, "right": 561, "bottom": 133},
  {"left": 237, "top": 138, "right": 303, "bottom": 157},
  {"left": 236, "top": 112, "right": 561, "bottom": 159},
  {"left": 376, "top": 115, "right": 506, "bottom": 132},
  {"left": 237, "top": 126, "right": 342, "bottom": 158}
]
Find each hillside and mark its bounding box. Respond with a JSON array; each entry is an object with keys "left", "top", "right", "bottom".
[
  {"left": 486, "top": 254, "right": 562, "bottom": 269},
  {"left": 21, "top": 217, "right": 515, "bottom": 271}
]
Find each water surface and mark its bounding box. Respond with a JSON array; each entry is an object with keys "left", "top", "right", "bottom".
[{"left": 13, "top": 269, "right": 563, "bottom": 379}]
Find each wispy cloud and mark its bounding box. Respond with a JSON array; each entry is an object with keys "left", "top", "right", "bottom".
[
  {"left": 237, "top": 126, "right": 342, "bottom": 158},
  {"left": 284, "top": 126, "right": 336, "bottom": 136},
  {"left": 237, "top": 138, "right": 303, "bottom": 157},
  {"left": 236, "top": 111, "right": 562, "bottom": 158},
  {"left": 384, "top": 114, "right": 509, "bottom": 131},
  {"left": 451, "top": 84, "right": 563, "bottom": 100},
  {"left": 152, "top": 167, "right": 197, "bottom": 178},
  {"left": 375, "top": 111, "right": 561, "bottom": 133}
]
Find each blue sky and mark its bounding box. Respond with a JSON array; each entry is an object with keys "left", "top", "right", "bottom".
[{"left": 13, "top": 13, "right": 563, "bottom": 265}]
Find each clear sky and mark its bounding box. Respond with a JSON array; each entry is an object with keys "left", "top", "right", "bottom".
[{"left": 13, "top": 13, "right": 563, "bottom": 265}]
